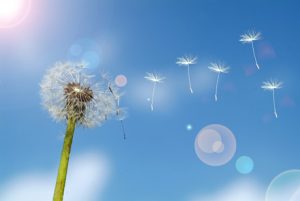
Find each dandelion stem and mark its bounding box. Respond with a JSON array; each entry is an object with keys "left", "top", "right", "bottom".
[
  {"left": 215, "top": 72, "right": 220, "bottom": 101},
  {"left": 53, "top": 118, "right": 76, "bottom": 201},
  {"left": 187, "top": 64, "right": 193, "bottom": 94},
  {"left": 272, "top": 89, "right": 278, "bottom": 118},
  {"left": 251, "top": 41, "right": 260, "bottom": 70},
  {"left": 151, "top": 82, "right": 156, "bottom": 111}
]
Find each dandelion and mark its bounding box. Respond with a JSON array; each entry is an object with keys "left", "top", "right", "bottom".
[
  {"left": 240, "top": 31, "right": 262, "bottom": 69},
  {"left": 261, "top": 80, "right": 283, "bottom": 118},
  {"left": 176, "top": 56, "right": 197, "bottom": 93},
  {"left": 144, "top": 72, "right": 165, "bottom": 111},
  {"left": 40, "top": 62, "right": 122, "bottom": 201},
  {"left": 208, "top": 63, "right": 230, "bottom": 101}
]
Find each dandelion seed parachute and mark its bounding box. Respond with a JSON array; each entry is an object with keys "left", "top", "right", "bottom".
[
  {"left": 208, "top": 63, "right": 230, "bottom": 102},
  {"left": 144, "top": 72, "right": 165, "bottom": 111},
  {"left": 240, "top": 31, "right": 262, "bottom": 69},
  {"left": 261, "top": 80, "right": 283, "bottom": 118},
  {"left": 102, "top": 73, "right": 128, "bottom": 139},
  {"left": 176, "top": 56, "right": 197, "bottom": 94}
]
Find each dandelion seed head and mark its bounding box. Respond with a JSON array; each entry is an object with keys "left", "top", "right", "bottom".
[
  {"left": 176, "top": 56, "right": 197, "bottom": 66},
  {"left": 144, "top": 72, "right": 166, "bottom": 83},
  {"left": 208, "top": 63, "right": 230, "bottom": 73},
  {"left": 261, "top": 80, "right": 283, "bottom": 90},
  {"left": 40, "top": 61, "right": 121, "bottom": 128},
  {"left": 240, "top": 31, "right": 262, "bottom": 43}
]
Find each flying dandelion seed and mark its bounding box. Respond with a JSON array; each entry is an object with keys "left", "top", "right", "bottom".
[
  {"left": 261, "top": 80, "right": 283, "bottom": 118},
  {"left": 40, "top": 62, "right": 123, "bottom": 201},
  {"left": 102, "top": 73, "right": 128, "bottom": 139},
  {"left": 144, "top": 72, "right": 165, "bottom": 111},
  {"left": 208, "top": 63, "right": 230, "bottom": 101},
  {"left": 240, "top": 31, "right": 262, "bottom": 69},
  {"left": 176, "top": 56, "right": 197, "bottom": 94}
]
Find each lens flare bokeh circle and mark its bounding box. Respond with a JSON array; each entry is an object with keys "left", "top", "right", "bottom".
[
  {"left": 115, "top": 74, "right": 128, "bottom": 87},
  {"left": 68, "top": 38, "right": 101, "bottom": 69},
  {"left": 235, "top": 156, "right": 254, "bottom": 174},
  {"left": 194, "top": 124, "right": 236, "bottom": 166},
  {"left": 0, "top": 0, "right": 31, "bottom": 29},
  {"left": 266, "top": 170, "right": 300, "bottom": 201}
]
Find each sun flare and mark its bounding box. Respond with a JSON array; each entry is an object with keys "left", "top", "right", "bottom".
[{"left": 0, "top": 0, "right": 31, "bottom": 28}]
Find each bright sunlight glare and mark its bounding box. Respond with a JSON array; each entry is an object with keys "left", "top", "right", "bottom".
[{"left": 0, "top": 0, "right": 31, "bottom": 28}]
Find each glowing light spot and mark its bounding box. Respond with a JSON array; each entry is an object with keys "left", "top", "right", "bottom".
[
  {"left": 186, "top": 124, "right": 193, "bottom": 131},
  {"left": 194, "top": 124, "right": 236, "bottom": 166},
  {"left": 266, "top": 170, "right": 300, "bottom": 201},
  {"left": 235, "top": 156, "right": 254, "bottom": 174},
  {"left": 115, "top": 75, "right": 128, "bottom": 87},
  {"left": 0, "top": 0, "right": 31, "bottom": 29}
]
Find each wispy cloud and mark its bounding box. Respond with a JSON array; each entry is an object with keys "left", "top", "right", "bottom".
[
  {"left": 188, "top": 179, "right": 264, "bottom": 201},
  {"left": 0, "top": 152, "right": 110, "bottom": 201}
]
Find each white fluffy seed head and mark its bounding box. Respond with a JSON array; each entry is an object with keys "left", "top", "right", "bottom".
[
  {"left": 240, "top": 31, "right": 262, "bottom": 43},
  {"left": 208, "top": 63, "right": 230, "bottom": 74},
  {"left": 40, "top": 62, "right": 122, "bottom": 128},
  {"left": 261, "top": 80, "right": 283, "bottom": 91},
  {"left": 176, "top": 56, "right": 197, "bottom": 66},
  {"left": 144, "top": 72, "right": 166, "bottom": 83}
]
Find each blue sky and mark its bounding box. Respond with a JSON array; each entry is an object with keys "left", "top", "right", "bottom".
[{"left": 0, "top": 0, "right": 300, "bottom": 200}]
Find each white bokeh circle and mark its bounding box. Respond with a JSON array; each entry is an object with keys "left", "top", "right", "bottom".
[
  {"left": 115, "top": 74, "right": 128, "bottom": 87},
  {"left": 194, "top": 124, "right": 236, "bottom": 166}
]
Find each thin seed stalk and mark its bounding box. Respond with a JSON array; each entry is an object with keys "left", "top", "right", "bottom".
[
  {"left": 251, "top": 41, "right": 260, "bottom": 69},
  {"left": 215, "top": 72, "right": 220, "bottom": 102},
  {"left": 150, "top": 82, "right": 156, "bottom": 111},
  {"left": 53, "top": 117, "right": 76, "bottom": 201},
  {"left": 187, "top": 64, "right": 193, "bottom": 94},
  {"left": 272, "top": 89, "right": 278, "bottom": 118}
]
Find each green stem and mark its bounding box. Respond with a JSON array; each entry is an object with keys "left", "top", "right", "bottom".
[{"left": 53, "top": 118, "right": 76, "bottom": 201}]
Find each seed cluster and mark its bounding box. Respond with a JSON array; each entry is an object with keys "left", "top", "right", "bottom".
[
  {"left": 41, "top": 62, "right": 122, "bottom": 127},
  {"left": 64, "top": 82, "right": 93, "bottom": 121}
]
